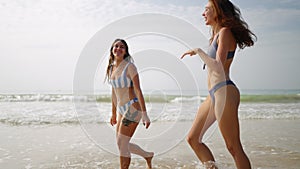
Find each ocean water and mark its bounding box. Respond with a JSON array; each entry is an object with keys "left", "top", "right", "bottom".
[
  {"left": 0, "top": 91, "right": 300, "bottom": 126},
  {"left": 1, "top": 92, "right": 300, "bottom": 169}
]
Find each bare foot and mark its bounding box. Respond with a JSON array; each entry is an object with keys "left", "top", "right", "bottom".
[
  {"left": 203, "top": 160, "right": 218, "bottom": 169},
  {"left": 144, "top": 152, "right": 154, "bottom": 169}
]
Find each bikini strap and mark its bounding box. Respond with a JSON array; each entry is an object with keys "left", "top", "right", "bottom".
[
  {"left": 213, "top": 34, "right": 219, "bottom": 49},
  {"left": 122, "top": 62, "right": 131, "bottom": 76},
  {"left": 109, "top": 64, "right": 113, "bottom": 79}
]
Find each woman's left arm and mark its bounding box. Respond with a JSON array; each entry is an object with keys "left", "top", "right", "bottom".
[
  {"left": 128, "top": 63, "right": 151, "bottom": 129},
  {"left": 215, "top": 28, "right": 234, "bottom": 66}
]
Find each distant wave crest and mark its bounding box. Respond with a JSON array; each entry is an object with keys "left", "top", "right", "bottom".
[{"left": 1, "top": 94, "right": 299, "bottom": 103}]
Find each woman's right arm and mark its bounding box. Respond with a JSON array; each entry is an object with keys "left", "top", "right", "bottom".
[
  {"left": 110, "top": 88, "right": 117, "bottom": 126},
  {"left": 181, "top": 28, "right": 234, "bottom": 70}
]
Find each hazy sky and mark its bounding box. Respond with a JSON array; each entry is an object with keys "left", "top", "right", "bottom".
[{"left": 0, "top": 0, "right": 299, "bottom": 93}]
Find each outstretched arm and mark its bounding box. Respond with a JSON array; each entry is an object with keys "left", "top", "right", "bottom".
[
  {"left": 181, "top": 48, "right": 221, "bottom": 69},
  {"left": 181, "top": 28, "right": 233, "bottom": 69}
]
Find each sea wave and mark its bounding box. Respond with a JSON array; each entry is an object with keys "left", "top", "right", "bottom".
[
  {"left": 0, "top": 118, "right": 81, "bottom": 126},
  {"left": 2, "top": 94, "right": 299, "bottom": 103},
  {"left": 0, "top": 101, "right": 300, "bottom": 126},
  {"left": 240, "top": 94, "right": 300, "bottom": 103},
  {"left": 0, "top": 94, "right": 99, "bottom": 102},
  {"left": 169, "top": 96, "right": 203, "bottom": 103},
  {"left": 239, "top": 102, "right": 300, "bottom": 120}
]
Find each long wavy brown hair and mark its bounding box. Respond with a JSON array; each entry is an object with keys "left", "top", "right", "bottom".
[
  {"left": 105, "top": 39, "right": 132, "bottom": 82},
  {"left": 209, "top": 0, "right": 257, "bottom": 49}
]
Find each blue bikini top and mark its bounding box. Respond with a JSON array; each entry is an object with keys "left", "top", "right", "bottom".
[
  {"left": 203, "top": 34, "right": 235, "bottom": 69},
  {"left": 109, "top": 62, "right": 133, "bottom": 88}
]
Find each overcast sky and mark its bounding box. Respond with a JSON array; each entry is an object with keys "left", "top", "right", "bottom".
[{"left": 0, "top": 0, "right": 299, "bottom": 94}]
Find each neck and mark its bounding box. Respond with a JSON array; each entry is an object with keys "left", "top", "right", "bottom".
[
  {"left": 212, "top": 24, "right": 221, "bottom": 35},
  {"left": 114, "top": 59, "right": 124, "bottom": 67}
]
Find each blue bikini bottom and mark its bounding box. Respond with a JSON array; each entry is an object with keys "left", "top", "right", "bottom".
[
  {"left": 209, "top": 80, "right": 236, "bottom": 103},
  {"left": 117, "top": 98, "right": 139, "bottom": 126},
  {"left": 117, "top": 98, "right": 138, "bottom": 115}
]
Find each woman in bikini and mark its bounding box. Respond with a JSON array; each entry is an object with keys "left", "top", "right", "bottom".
[
  {"left": 105, "top": 39, "right": 154, "bottom": 169},
  {"left": 181, "top": 0, "right": 256, "bottom": 168}
]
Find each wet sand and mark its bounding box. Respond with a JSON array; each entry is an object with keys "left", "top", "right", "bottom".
[{"left": 0, "top": 120, "right": 299, "bottom": 169}]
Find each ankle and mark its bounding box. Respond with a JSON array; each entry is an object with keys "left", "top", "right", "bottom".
[{"left": 203, "top": 160, "right": 218, "bottom": 169}]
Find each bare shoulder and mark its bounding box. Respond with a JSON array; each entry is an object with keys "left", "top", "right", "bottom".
[
  {"left": 220, "top": 27, "right": 231, "bottom": 33},
  {"left": 219, "top": 27, "right": 234, "bottom": 40},
  {"left": 128, "top": 62, "right": 137, "bottom": 71},
  {"left": 127, "top": 62, "right": 138, "bottom": 76},
  {"left": 218, "top": 27, "right": 236, "bottom": 48}
]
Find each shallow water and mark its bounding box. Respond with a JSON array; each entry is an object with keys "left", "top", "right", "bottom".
[
  {"left": 0, "top": 94, "right": 300, "bottom": 168},
  {"left": 0, "top": 96, "right": 300, "bottom": 126}
]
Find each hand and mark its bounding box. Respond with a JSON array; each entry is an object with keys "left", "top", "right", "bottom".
[
  {"left": 180, "top": 48, "right": 199, "bottom": 59},
  {"left": 142, "top": 113, "right": 151, "bottom": 129},
  {"left": 110, "top": 115, "right": 117, "bottom": 126}
]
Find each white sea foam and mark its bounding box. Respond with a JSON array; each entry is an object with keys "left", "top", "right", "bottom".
[
  {"left": 0, "top": 95, "right": 300, "bottom": 126},
  {"left": 170, "top": 96, "right": 203, "bottom": 103},
  {"left": 239, "top": 103, "right": 300, "bottom": 120}
]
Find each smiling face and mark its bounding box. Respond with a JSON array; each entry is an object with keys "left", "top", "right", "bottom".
[
  {"left": 202, "top": 2, "right": 217, "bottom": 26},
  {"left": 112, "top": 40, "right": 126, "bottom": 61}
]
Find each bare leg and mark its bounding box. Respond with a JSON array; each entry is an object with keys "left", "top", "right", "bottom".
[
  {"left": 116, "top": 108, "right": 153, "bottom": 169},
  {"left": 129, "top": 143, "right": 154, "bottom": 168},
  {"left": 117, "top": 122, "right": 138, "bottom": 169},
  {"left": 214, "top": 86, "right": 251, "bottom": 169},
  {"left": 186, "top": 97, "right": 218, "bottom": 167}
]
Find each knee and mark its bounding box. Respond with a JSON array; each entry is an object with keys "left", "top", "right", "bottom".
[
  {"left": 225, "top": 141, "right": 241, "bottom": 157},
  {"left": 226, "top": 143, "right": 235, "bottom": 156},
  {"left": 186, "top": 135, "right": 202, "bottom": 147},
  {"left": 117, "top": 136, "right": 128, "bottom": 150},
  {"left": 117, "top": 136, "right": 130, "bottom": 157},
  {"left": 186, "top": 135, "right": 193, "bottom": 145},
  {"left": 116, "top": 136, "right": 122, "bottom": 150}
]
